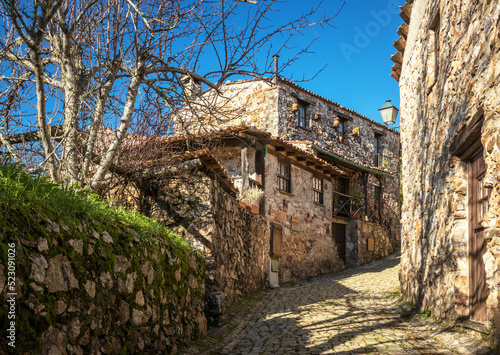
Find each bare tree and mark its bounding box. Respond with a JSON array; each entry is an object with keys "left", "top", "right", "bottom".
[{"left": 0, "top": 0, "right": 340, "bottom": 188}]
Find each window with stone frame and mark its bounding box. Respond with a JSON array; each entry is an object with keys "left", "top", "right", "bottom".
[
  {"left": 338, "top": 119, "right": 345, "bottom": 139},
  {"left": 278, "top": 161, "right": 291, "bottom": 193},
  {"left": 374, "top": 133, "right": 382, "bottom": 167},
  {"left": 296, "top": 102, "right": 308, "bottom": 129},
  {"left": 313, "top": 176, "right": 324, "bottom": 204}
]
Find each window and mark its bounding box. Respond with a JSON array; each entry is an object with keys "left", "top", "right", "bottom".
[
  {"left": 374, "top": 134, "right": 382, "bottom": 167},
  {"left": 337, "top": 177, "right": 348, "bottom": 194},
  {"left": 476, "top": 175, "right": 492, "bottom": 224},
  {"left": 278, "top": 161, "right": 291, "bottom": 193},
  {"left": 297, "top": 102, "right": 307, "bottom": 129},
  {"left": 313, "top": 176, "right": 324, "bottom": 204},
  {"left": 374, "top": 186, "right": 381, "bottom": 209},
  {"left": 271, "top": 224, "right": 283, "bottom": 257},
  {"left": 338, "top": 120, "right": 345, "bottom": 139}
]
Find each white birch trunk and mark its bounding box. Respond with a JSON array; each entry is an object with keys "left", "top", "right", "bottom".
[{"left": 91, "top": 60, "right": 145, "bottom": 186}]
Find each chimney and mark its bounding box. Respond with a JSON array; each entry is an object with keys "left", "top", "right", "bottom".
[
  {"left": 273, "top": 54, "right": 279, "bottom": 85},
  {"left": 180, "top": 75, "right": 202, "bottom": 101}
]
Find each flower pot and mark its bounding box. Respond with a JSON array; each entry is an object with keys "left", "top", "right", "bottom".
[
  {"left": 292, "top": 103, "right": 299, "bottom": 111},
  {"left": 239, "top": 201, "right": 259, "bottom": 214},
  {"left": 339, "top": 136, "right": 343, "bottom": 142},
  {"left": 250, "top": 204, "right": 259, "bottom": 214},
  {"left": 333, "top": 116, "right": 339, "bottom": 127}
]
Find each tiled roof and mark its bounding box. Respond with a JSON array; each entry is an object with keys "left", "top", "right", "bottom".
[
  {"left": 134, "top": 148, "right": 238, "bottom": 196},
  {"left": 162, "top": 126, "right": 394, "bottom": 177}
]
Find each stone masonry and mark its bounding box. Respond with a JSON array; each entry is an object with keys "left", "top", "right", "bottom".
[{"left": 397, "top": 0, "right": 500, "bottom": 336}]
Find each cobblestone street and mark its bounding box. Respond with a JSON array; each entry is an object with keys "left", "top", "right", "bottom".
[{"left": 181, "top": 255, "right": 497, "bottom": 354}]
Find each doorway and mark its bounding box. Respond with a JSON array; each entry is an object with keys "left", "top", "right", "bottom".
[{"left": 469, "top": 150, "right": 491, "bottom": 323}]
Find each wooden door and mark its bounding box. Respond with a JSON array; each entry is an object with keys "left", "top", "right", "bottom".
[
  {"left": 333, "top": 223, "right": 346, "bottom": 263},
  {"left": 469, "top": 150, "right": 491, "bottom": 323}
]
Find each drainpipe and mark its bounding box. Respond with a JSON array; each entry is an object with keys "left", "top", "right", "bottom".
[
  {"left": 273, "top": 54, "right": 279, "bottom": 85},
  {"left": 363, "top": 172, "right": 368, "bottom": 218}
]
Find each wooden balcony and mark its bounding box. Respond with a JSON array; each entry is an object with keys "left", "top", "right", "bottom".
[
  {"left": 332, "top": 192, "right": 396, "bottom": 234},
  {"left": 332, "top": 192, "right": 363, "bottom": 219}
]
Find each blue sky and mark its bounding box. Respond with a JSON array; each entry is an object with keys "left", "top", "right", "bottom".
[{"left": 243, "top": 0, "right": 404, "bottom": 127}]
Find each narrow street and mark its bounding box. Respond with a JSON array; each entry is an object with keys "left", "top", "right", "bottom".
[{"left": 182, "top": 255, "right": 495, "bottom": 354}]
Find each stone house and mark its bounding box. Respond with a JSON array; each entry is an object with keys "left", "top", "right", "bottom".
[
  {"left": 393, "top": 0, "right": 500, "bottom": 333},
  {"left": 169, "top": 76, "right": 401, "bottom": 290}
]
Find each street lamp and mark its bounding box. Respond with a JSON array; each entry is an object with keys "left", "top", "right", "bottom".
[{"left": 378, "top": 100, "right": 399, "bottom": 126}]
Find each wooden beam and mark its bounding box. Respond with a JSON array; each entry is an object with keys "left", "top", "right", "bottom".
[
  {"left": 286, "top": 151, "right": 296, "bottom": 157},
  {"left": 391, "top": 52, "right": 403, "bottom": 65},
  {"left": 275, "top": 146, "right": 286, "bottom": 152},
  {"left": 399, "top": 3, "right": 412, "bottom": 24},
  {"left": 393, "top": 37, "right": 406, "bottom": 53},
  {"left": 397, "top": 23, "right": 409, "bottom": 40},
  {"left": 296, "top": 156, "right": 306, "bottom": 162},
  {"left": 6, "top": 125, "right": 64, "bottom": 144},
  {"left": 306, "top": 161, "right": 315, "bottom": 167}
]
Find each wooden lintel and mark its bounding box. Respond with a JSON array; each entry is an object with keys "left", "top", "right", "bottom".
[
  {"left": 258, "top": 138, "right": 274, "bottom": 145},
  {"left": 450, "top": 109, "right": 485, "bottom": 160},
  {"left": 222, "top": 137, "right": 255, "bottom": 148}
]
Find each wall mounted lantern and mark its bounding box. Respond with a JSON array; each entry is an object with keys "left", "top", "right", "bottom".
[{"left": 378, "top": 100, "right": 399, "bottom": 125}]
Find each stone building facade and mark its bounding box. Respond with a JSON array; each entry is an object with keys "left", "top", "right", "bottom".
[
  {"left": 172, "top": 77, "right": 401, "bottom": 289},
  {"left": 394, "top": 0, "right": 500, "bottom": 333}
]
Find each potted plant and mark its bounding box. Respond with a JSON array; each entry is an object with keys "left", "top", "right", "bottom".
[
  {"left": 352, "top": 127, "right": 360, "bottom": 136},
  {"left": 314, "top": 113, "right": 322, "bottom": 120},
  {"left": 339, "top": 135, "right": 343, "bottom": 142},
  {"left": 333, "top": 115, "right": 340, "bottom": 127},
  {"left": 239, "top": 186, "right": 265, "bottom": 214}
]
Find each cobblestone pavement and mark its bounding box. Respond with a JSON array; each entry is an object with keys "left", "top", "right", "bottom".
[{"left": 181, "top": 255, "right": 497, "bottom": 354}]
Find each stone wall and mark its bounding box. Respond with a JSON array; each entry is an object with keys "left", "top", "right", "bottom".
[
  {"left": 143, "top": 170, "right": 270, "bottom": 320},
  {"left": 209, "top": 180, "right": 269, "bottom": 308},
  {"left": 399, "top": 0, "right": 500, "bottom": 331},
  {"left": 356, "top": 219, "right": 395, "bottom": 266},
  {"left": 264, "top": 151, "right": 345, "bottom": 283},
  {"left": 0, "top": 222, "right": 206, "bottom": 354},
  {"left": 345, "top": 219, "right": 395, "bottom": 267}
]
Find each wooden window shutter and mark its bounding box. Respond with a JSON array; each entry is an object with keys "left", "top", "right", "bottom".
[{"left": 271, "top": 224, "right": 283, "bottom": 258}]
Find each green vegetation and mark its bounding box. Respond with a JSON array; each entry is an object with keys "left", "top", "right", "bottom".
[
  {"left": 0, "top": 162, "right": 188, "bottom": 249},
  {"left": 0, "top": 162, "right": 206, "bottom": 352}
]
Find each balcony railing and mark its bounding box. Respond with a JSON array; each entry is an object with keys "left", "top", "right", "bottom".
[
  {"left": 332, "top": 192, "right": 396, "bottom": 231},
  {"left": 332, "top": 192, "right": 363, "bottom": 219}
]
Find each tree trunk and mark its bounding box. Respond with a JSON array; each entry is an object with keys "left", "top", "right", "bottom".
[
  {"left": 32, "top": 50, "right": 59, "bottom": 183},
  {"left": 91, "top": 60, "right": 145, "bottom": 186}
]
